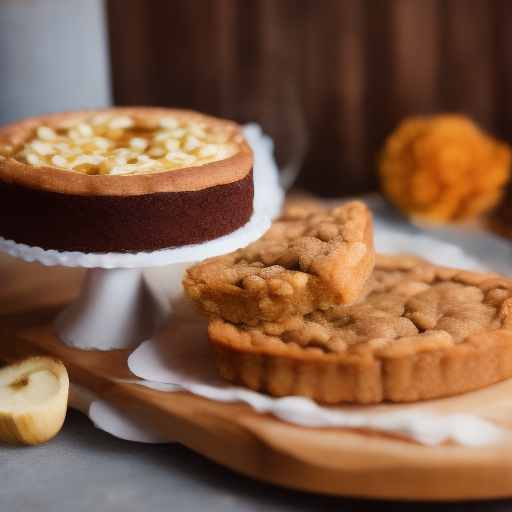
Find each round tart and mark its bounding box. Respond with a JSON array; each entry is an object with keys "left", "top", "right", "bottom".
[
  {"left": 0, "top": 107, "right": 254, "bottom": 253},
  {"left": 208, "top": 254, "right": 512, "bottom": 403}
]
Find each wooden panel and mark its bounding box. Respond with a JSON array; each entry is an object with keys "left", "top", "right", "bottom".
[
  {"left": 298, "top": 0, "right": 367, "bottom": 195},
  {"left": 391, "top": 0, "right": 439, "bottom": 117},
  {"left": 106, "top": 0, "right": 512, "bottom": 196},
  {"left": 495, "top": 0, "right": 512, "bottom": 145},
  {"left": 438, "top": 0, "right": 497, "bottom": 131}
]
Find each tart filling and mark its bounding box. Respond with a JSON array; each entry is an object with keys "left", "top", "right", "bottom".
[
  {"left": 208, "top": 255, "right": 512, "bottom": 403},
  {"left": 2, "top": 113, "right": 241, "bottom": 175}
]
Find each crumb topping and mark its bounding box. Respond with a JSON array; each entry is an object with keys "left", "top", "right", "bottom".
[
  {"left": 240, "top": 261, "right": 512, "bottom": 354},
  {"left": 1, "top": 114, "right": 241, "bottom": 175},
  {"left": 183, "top": 202, "right": 374, "bottom": 324}
]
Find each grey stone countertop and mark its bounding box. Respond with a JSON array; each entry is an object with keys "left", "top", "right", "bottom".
[{"left": 1, "top": 408, "right": 511, "bottom": 512}]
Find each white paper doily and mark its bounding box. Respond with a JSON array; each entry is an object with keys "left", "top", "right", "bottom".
[{"left": 69, "top": 384, "right": 170, "bottom": 443}]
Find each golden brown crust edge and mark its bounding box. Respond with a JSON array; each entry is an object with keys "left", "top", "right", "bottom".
[
  {"left": 209, "top": 322, "right": 512, "bottom": 404},
  {"left": 340, "top": 210, "right": 374, "bottom": 303},
  {"left": 0, "top": 107, "right": 253, "bottom": 196},
  {"left": 208, "top": 258, "right": 512, "bottom": 404}
]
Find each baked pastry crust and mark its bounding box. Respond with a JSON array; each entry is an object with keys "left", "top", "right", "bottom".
[
  {"left": 0, "top": 107, "right": 254, "bottom": 253},
  {"left": 208, "top": 254, "right": 512, "bottom": 403},
  {"left": 183, "top": 201, "right": 375, "bottom": 324}
]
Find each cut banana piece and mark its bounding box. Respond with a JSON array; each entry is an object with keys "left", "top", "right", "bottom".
[{"left": 0, "top": 357, "right": 69, "bottom": 445}]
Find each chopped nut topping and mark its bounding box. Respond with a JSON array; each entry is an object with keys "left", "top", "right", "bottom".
[
  {"left": 6, "top": 115, "right": 240, "bottom": 175},
  {"left": 244, "top": 258, "right": 511, "bottom": 353}
]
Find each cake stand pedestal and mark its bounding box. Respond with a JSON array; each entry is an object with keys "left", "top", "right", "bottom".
[{"left": 53, "top": 267, "right": 170, "bottom": 350}]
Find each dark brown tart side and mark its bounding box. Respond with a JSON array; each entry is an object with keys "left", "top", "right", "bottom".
[{"left": 0, "top": 170, "right": 253, "bottom": 253}]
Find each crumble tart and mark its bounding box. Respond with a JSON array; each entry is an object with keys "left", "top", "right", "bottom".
[
  {"left": 208, "top": 254, "right": 512, "bottom": 403},
  {"left": 183, "top": 201, "right": 375, "bottom": 324},
  {"left": 0, "top": 107, "right": 254, "bottom": 253}
]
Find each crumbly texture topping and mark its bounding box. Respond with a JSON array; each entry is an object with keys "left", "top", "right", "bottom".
[
  {"left": 1, "top": 114, "right": 241, "bottom": 175},
  {"left": 236, "top": 255, "right": 512, "bottom": 356},
  {"left": 183, "top": 201, "right": 375, "bottom": 324},
  {"left": 205, "top": 205, "right": 512, "bottom": 403}
]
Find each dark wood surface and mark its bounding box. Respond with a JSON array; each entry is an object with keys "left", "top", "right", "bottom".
[{"left": 106, "top": 0, "right": 512, "bottom": 197}]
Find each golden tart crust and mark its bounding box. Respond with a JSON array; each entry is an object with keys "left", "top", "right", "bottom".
[
  {"left": 0, "top": 107, "right": 254, "bottom": 253},
  {"left": 208, "top": 254, "right": 512, "bottom": 403}
]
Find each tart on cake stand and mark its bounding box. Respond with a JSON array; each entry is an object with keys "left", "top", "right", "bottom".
[{"left": 0, "top": 107, "right": 282, "bottom": 350}]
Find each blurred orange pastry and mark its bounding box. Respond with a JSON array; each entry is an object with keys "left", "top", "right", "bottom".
[{"left": 379, "top": 114, "right": 511, "bottom": 223}]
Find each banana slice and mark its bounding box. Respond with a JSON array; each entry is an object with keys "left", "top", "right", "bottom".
[{"left": 0, "top": 357, "right": 69, "bottom": 445}]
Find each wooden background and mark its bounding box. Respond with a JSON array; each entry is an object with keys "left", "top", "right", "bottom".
[{"left": 106, "top": 0, "right": 512, "bottom": 197}]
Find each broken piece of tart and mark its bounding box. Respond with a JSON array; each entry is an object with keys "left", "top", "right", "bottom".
[
  {"left": 0, "top": 107, "right": 254, "bottom": 253},
  {"left": 208, "top": 254, "right": 512, "bottom": 404},
  {"left": 183, "top": 201, "right": 375, "bottom": 324}
]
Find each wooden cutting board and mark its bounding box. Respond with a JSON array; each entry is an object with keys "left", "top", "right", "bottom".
[{"left": 2, "top": 253, "right": 512, "bottom": 501}]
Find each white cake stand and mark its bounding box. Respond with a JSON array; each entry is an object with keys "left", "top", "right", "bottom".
[{"left": 0, "top": 124, "right": 284, "bottom": 350}]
